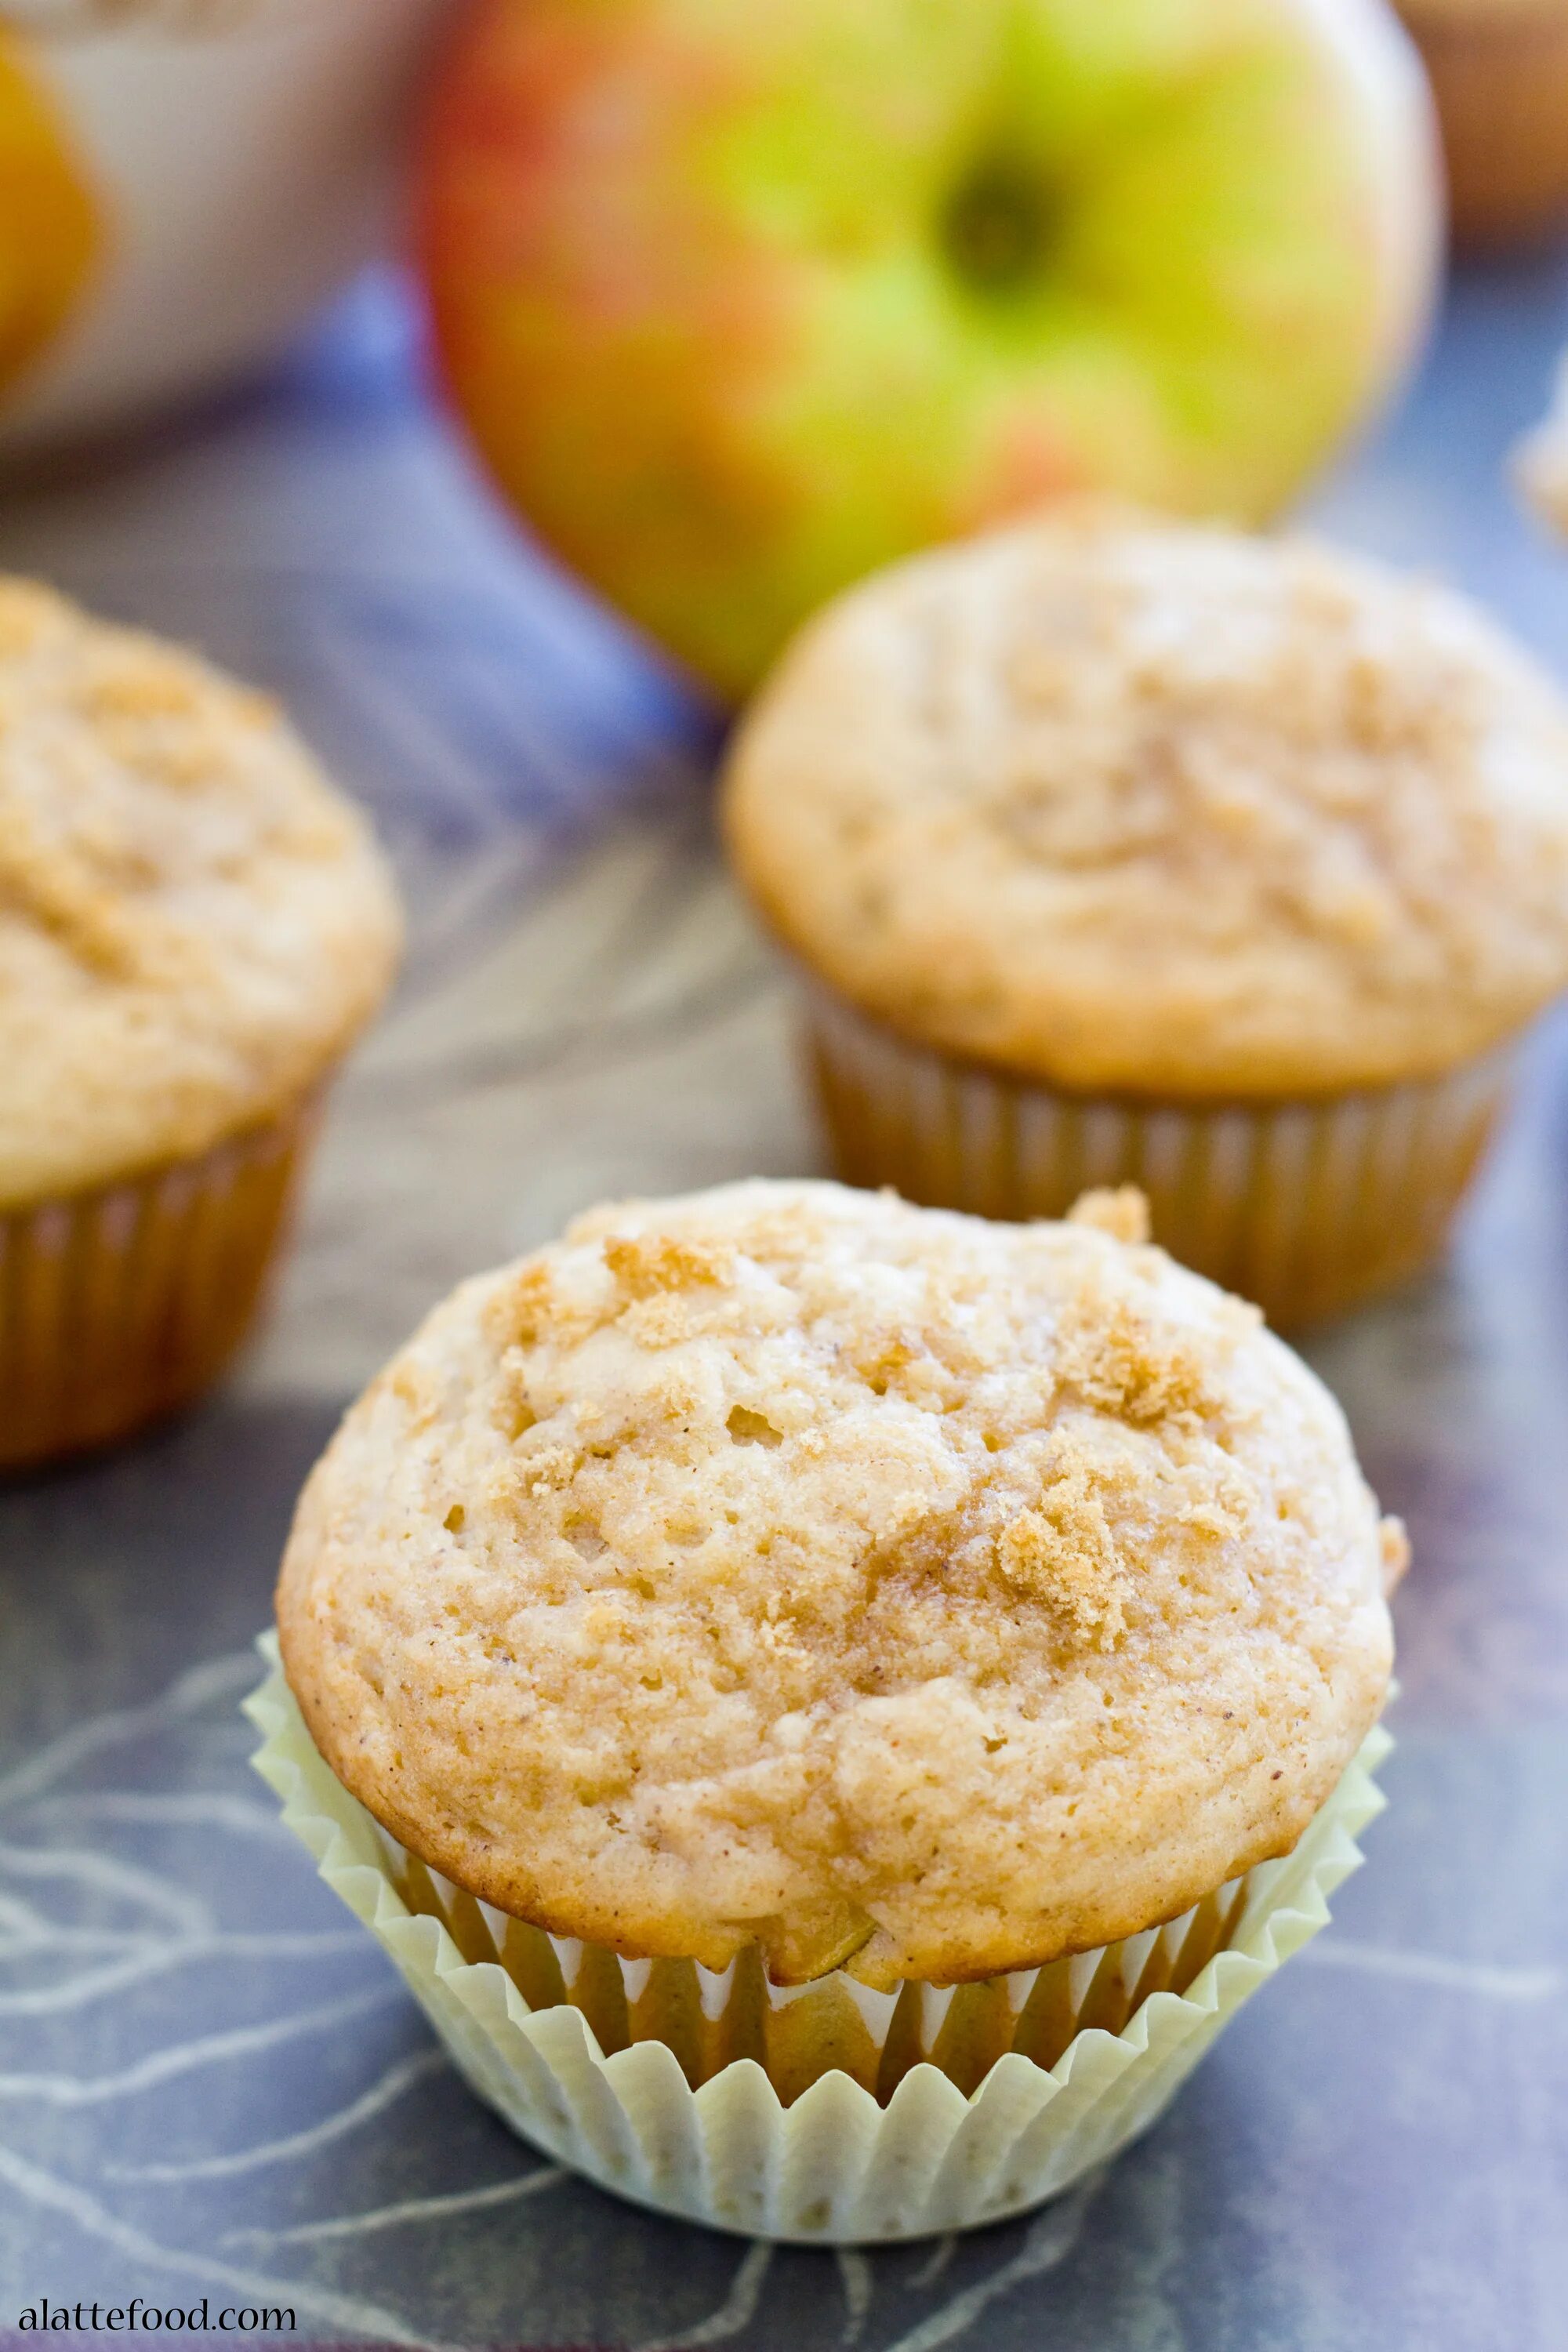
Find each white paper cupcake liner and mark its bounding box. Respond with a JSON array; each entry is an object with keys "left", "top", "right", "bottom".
[{"left": 246, "top": 1642, "right": 1390, "bottom": 2245}]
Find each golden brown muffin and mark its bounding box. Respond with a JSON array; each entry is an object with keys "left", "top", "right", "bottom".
[
  {"left": 0, "top": 577, "right": 401, "bottom": 1466},
  {"left": 725, "top": 512, "right": 1568, "bottom": 1098},
  {"left": 0, "top": 579, "right": 399, "bottom": 1205},
  {"left": 1395, "top": 0, "right": 1568, "bottom": 250},
  {"left": 277, "top": 1178, "right": 1401, "bottom": 1991},
  {"left": 721, "top": 510, "right": 1568, "bottom": 1323}
]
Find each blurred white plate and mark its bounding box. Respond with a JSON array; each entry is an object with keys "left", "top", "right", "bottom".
[{"left": 0, "top": 0, "right": 448, "bottom": 452}]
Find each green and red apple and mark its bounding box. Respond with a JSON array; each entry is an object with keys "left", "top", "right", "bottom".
[{"left": 418, "top": 0, "right": 1440, "bottom": 699}]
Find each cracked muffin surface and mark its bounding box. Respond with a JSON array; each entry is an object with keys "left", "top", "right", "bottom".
[
  {"left": 0, "top": 577, "right": 401, "bottom": 1206},
  {"left": 723, "top": 509, "right": 1568, "bottom": 1096},
  {"left": 278, "top": 1179, "right": 1401, "bottom": 1987}
]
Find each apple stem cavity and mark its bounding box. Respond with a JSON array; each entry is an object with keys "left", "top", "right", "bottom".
[{"left": 941, "top": 157, "right": 1054, "bottom": 295}]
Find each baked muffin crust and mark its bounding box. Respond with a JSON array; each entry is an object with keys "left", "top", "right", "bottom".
[
  {"left": 278, "top": 1179, "right": 1399, "bottom": 1987},
  {"left": 723, "top": 511, "right": 1568, "bottom": 1097},
  {"left": 0, "top": 579, "right": 401, "bottom": 1206}
]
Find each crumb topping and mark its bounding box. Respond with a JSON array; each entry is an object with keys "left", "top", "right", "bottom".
[
  {"left": 602, "top": 1229, "right": 735, "bottom": 1295},
  {"left": 1380, "top": 1514, "right": 1412, "bottom": 1592},
  {"left": 1054, "top": 1281, "right": 1225, "bottom": 1426},
  {"left": 278, "top": 1179, "right": 1397, "bottom": 1987},
  {"left": 996, "top": 1465, "right": 1131, "bottom": 1650},
  {"left": 1066, "top": 1184, "right": 1152, "bottom": 1245},
  {"left": 724, "top": 511, "right": 1568, "bottom": 1094}
]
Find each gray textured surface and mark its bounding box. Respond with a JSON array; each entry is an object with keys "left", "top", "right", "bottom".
[{"left": 0, "top": 256, "right": 1566, "bottom": 2348}]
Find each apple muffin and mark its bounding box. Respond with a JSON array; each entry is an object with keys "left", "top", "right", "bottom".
[
  {"left": 723, "top": 508, "right": 1568, "bottom": 1324},
  {"left": 1393, "top": 0, "right": 1568, "bottom": 250},
  {"left": 275, "top": 1177, "right": 1402, "bottom": 2135},
  {"left": 0, "top": 576, "right": 401, "bottom": 1468}
]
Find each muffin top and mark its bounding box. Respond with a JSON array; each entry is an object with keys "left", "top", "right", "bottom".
[
  {"left": 723, "top": 512, "right": 1568, "bottom": 1097},
  {"left": 278, "top": 1178, "right": 1401, "bottom": 1987},
  {"left": 0, "top": 579, "right": 401, "bottom": 1205}
]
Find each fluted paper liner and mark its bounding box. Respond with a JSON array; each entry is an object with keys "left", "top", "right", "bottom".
[
  {"left": 808, "top": 987, "right": 1513, "bottom": 1330},
  {"left": 247, "top": 1644, "right": 1389, "bottom": 2244},
  {"left": 0, "top": 1096, "right": 317, "bottom": 1472}
]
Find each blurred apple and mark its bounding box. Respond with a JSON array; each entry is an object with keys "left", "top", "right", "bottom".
[{"left": 419, "top": 0, "right": 1440, "bottom": 698}]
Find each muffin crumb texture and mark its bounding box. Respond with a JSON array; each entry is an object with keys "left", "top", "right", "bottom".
[
  {"left": 0, "top": 578, "right": 400, "bottom": 1204},
  {"left": 724, "top": 511, "right": 1568, "bottom": 1094},
  {"left": 279, "top": 1181, "right": 1396, "bottom": 1987}
]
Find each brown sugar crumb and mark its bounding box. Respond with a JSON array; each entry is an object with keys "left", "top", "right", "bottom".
[
  {"left": 103, "top": 724, "right": 228, "bottom": 792},
  {"left": 490, "top": 1348, "right": 538, "bottom": 1442},
  {"left": 1055, "top": 1287, "right": 1216, "bottom": 1429},
  {"left": 0, "top": 802, "right": 144, "bottom": 977},
  {"left": 848, "top": 1330, "right": 917, "bottom": 1393},
  {"left": 483, "top": 1261, "right": 603, "bottom": 1353},
  {"left": 1066, "top": 1185, "right": 1151, "bottom": 1247},
  {"left": 524, "top": 1443, "right": 579, "bottom": 1498},
  {"left": 619, "top": 1291, "right": 699, "bottom": 1348},
  {"left": 1179, "top": 1496, "right": 1243, "bottom": 1541},
  {"left": 603, "top": 1231, "right": 735, "bottom": 1297},
  {"left": 996, "top": 1461, "right": 1130, "bottom": 1649},
  {"left": 272, "top": 804, "right": 360, "bottom": 864},
  {"left": 644, "top": 1367, "right": 705, "bottom": 1426},
  {"left": 482, "top": 1263, "right": 554, "bottom": 1350},
  {"left": 487, "top": 1443, "right": 579, "bottom": 1514},
  {"left": 1344, "top": 649, "right": 1420, "bottom": 757},
  {"left": 383, "top": 1356, "right": 442, "bottom": 1433},
  {"left": 78, "top": 656, "right": 203, "bottom": 725},
  {"left": 1379, "top": 1515, "right": 1411, "bottom": 1595}
]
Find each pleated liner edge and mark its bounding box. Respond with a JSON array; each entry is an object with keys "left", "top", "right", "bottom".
[{"left": 245, "top": 1637, "right": 1389, "bottom": 2244}]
